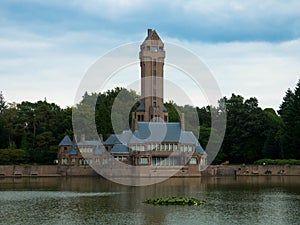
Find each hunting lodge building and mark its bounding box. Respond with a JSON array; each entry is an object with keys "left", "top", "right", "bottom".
[{"left": 58, "top": 29, "right": 207, "bottom": 172}]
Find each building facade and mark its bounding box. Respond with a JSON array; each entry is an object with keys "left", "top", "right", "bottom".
[{"left": 58, "top": 29, "right": 207, "bottom": 172}]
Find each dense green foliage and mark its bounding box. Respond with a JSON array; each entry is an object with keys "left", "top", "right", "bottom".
[
  {"left": 214, "top": 95, "right": 284, "bottom": 164},
  {"left": 278, "top": 80, "right": 300, "bottom": 159},
  {"left": 0, "top": 80, "right": 299, "bottom": 165},
  {"left": 0, "top": 97, "right": 72, "bottom": 164}
]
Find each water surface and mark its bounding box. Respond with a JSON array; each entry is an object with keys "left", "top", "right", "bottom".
[{"left": 0, "top": 176, "right": 299, "bottom": 225}]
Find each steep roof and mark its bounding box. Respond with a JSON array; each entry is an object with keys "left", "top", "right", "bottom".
[
  {"left": 102, "top": 122, "right": 206, "bottom": 155},
  {"left": 69, "top": 146, "right": 78, "bottom": 155},
  {"left": 104, "top": 130, "right": 132, "bottom": 146},
  {"left": 131, "top": 122, "right": 181, "bottom": 143},
  {"left": 59, "top": 135, "right": 74, "bottom": 146},
  {"left": 110, "top": 144, "right": 129, "bottom": 154},
  {"left": 104, "top": 134, "right": 120, "bottom": 145},
  {"left": 144, "top": 29, "right": 162, "bottom": 41},
  {"left": 163, "top": 105, "right": 168, "bottom": 112},
  {"left": 136, "top": 102, "right": 145, "bottom": 111}
]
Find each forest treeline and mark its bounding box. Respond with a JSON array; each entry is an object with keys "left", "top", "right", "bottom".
[{"left": 0, "top": 80, "right": 299, "bottom": 165}]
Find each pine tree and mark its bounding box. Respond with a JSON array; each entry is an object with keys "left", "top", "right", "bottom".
[{"left": 278, "top": 80, "right": 300, "bottom": 159}]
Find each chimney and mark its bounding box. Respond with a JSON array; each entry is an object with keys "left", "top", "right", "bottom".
[
  {"left": 80, "top": 134, "right": 85, "bottom": 142},
  {"left": 131, "top": 112, "right": 136, "bottom": 131},
  {"left": 148, "top": 29, "right": 152, "bottom": 35},
  {"left": 181, "top": 113, "right": 185, "bottom": 131},
  {"left": 73, "top": 134, "right": 78, "bottom": 143},
  {"left": 99, "top": 134, "right": 103, "bottom": 141}
]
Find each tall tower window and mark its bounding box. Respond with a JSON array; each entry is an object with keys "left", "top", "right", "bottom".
[{"left": 151, "top": 46, "right": 158, "bottom": 52}]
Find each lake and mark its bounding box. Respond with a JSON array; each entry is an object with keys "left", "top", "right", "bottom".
[{"left": 0, "top": 176, "right": 299, "bottom": 225}]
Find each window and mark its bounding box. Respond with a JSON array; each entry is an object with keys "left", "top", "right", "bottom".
[
  {"left": 151, "top": 46, "right": 158, "bottom": 52},
  {"left": 190, "top": 158, "right": 197, "bottom": 165},
  {"left": 153, "top": 101, "right": 157, "bottom": 107},
  {"left": 184, "top": 145, "right": 188, "bottom": 152},
  {"left": 159, "top": 46, "right": 163, "bottom": 51},
  {"left": 166, "top": 144, "right": 169, "bottom": 150},
  {"left": 188, "top": 146, "right": 193, "bottom": 152},
  {"left": 103, "top": 158, "right": 108, "bottom": 164},
  {"left": 140, "top": 157, "right": 149, "bottom": 165},
  {"left": 146, "top": 46, "right": 150, "bottom": 51},
  {"left": 152, "top": 157, "right": 157, "bottom": 166}
]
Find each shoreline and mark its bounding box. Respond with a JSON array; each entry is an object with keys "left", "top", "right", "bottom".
[{"left": 0, "top": 165, "right": 299, "bottom": 177}]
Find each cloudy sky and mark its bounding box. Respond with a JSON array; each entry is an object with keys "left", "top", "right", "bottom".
[{"left": 0, "top": 0, "right": 299, "bottom": 110}]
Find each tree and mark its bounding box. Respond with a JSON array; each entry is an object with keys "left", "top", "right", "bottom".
[
  {"left": 217, "top": 94, "right": 267, "bottom": 163},
  {"left": 262, "top": 108, "right": 283, "bottom": 159},
  {"left": 0, "top": 91, "right": 7, "bottom": 113},
  {"left": 278, "top": 80, "right": 300, "bottom": 159},
  {"left": 165, "top": 101, "right": 180, "bottom": 122}
]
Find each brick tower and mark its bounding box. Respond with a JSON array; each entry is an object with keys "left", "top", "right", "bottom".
[{"left": 132, "top": 29, "right": 168, "bottom": 130}]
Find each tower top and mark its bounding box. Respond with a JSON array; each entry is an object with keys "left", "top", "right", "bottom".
[{"left": 144, "top": 29, "right": 162, "bottom": 41}]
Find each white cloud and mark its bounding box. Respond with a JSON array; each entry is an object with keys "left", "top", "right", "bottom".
[
  {"left": 0, "top": 1, "right": 299, "bottom": 110},
  {"left": 165, "top": 38, "right": 300, "bottom": 109}
]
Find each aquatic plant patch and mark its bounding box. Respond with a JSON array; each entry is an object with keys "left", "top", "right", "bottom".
[{"left": 144, "top": 197, "right": 206, "bottom": 206}]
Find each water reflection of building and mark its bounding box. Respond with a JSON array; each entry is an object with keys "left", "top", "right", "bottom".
[{"left": 57, "top": 29, "right": 207, "bottom": 174}]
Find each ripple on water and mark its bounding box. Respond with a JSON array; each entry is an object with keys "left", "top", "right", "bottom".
[{"left": 0, "top": 191, "right": 123, "bottom": 201}]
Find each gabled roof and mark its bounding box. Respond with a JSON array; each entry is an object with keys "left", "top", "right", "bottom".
[
  {"left": 163, "top": 105, "right": 168, "bottom": 112},
  {"left": 59, "top": 135, "right": 74, "bottom": 146},
  {"left": 136, "top": 102, "right": 145, "bottom": 111},
  {"left": 145, "top": 29, "right": 162, "bottom": 41},
  {"left": 69, "top": 146, "right": 78, "bottom": 155},
  {"left": 104, "top": 134, "right": 120, "bottom": 145},
  {"left": 110, "top": 144, "right": 129, "bottom": 154},
  {"left": 196, "top": 144, "right": 206, "bottom": 155},
  {"left": 104, "top": 130, "right": 132, "bottom": 146}
]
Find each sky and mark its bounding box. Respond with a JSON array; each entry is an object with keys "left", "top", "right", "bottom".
[{"left": 0, "top": 0, "right": 299, "bottom": 110}]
